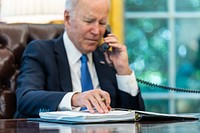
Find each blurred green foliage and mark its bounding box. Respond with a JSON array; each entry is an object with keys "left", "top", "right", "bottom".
[
  {"left": 125, "top": 19, "right": 169, "bottom": 92},
  {"left": 125, "top": 0, "right": 167, "bottom": 12},
  {"left": 124, "top": 0, "right": 200, "bottom": 113}
]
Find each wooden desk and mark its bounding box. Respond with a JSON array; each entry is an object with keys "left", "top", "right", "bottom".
[{"left": 0, "top": 117, "right": 200, "bottom": 133}]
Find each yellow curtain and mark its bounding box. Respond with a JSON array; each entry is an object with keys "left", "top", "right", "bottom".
[{"left": 109, "top": 0, "right": 124, "bottom": 44}]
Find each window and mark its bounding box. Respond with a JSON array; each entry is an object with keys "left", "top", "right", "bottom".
[{"left": 124, "top": 0, "right": 200, "bottom": 113}]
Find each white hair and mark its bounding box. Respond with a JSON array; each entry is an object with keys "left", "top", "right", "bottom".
[
  {"left": 65, "top": 0, "right": 78, "bottom": 11},
  {"left": 65, "top": 0, "right": 110, "bottom": 12}
]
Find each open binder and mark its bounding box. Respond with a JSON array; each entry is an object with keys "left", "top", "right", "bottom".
[{"left": 28, "top": 109, "right": 199, "bottom": 124}]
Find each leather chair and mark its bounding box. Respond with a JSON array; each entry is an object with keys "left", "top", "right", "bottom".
[{"left": 0, "top": 24, "right": 64, "bottom": 118}]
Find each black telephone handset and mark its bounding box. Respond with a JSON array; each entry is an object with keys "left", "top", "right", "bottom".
[
  {"left": 99, "top": 29, "right": 111, "bottom": 53},
  {"left": 99, "top": 29, "right": 200, "bottom": 93}
]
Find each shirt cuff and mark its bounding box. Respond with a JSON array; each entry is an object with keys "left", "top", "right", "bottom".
[
  {"left": 116, "top": 70, "right": 139, "bottom": 96},
  {"left": 58, "top": 92, "right": 80, "bottom": 111}
]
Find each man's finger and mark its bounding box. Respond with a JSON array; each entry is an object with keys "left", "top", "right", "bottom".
[
  {"left": 89, "top": 96, "right": 105, "bottom": 113},
  {"left": 83, "top": 99, "right": 95, "bottom": 113}
]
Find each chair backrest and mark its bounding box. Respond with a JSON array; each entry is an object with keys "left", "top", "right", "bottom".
[{"left": 0, "top": 24, "right": 64, "bottom": 118}]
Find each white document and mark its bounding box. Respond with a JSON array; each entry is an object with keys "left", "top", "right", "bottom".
[
  {"left": 39, "top": 110, "right": 135, "bottom": 123},
  {"left": 38, "top": 109, "right": 198, "bottom": 124}
]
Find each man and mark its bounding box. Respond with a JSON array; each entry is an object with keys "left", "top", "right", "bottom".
[{"left": 15, "top": 0, "right": 145, "bottom": 118}]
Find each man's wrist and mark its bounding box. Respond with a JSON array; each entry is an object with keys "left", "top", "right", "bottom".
[
  {"left": 71, "top": 92, "right": 81, "bottom": 107},
  {"left": 58, "top": 92, "right": 77, "bottom": 111},
  {"left": 116, "top": 67, "right": 132, "bottom": 75}
]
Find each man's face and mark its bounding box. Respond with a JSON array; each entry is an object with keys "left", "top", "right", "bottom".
[{"left": 64, "top": 0, "right": 109, "bottom": 54}]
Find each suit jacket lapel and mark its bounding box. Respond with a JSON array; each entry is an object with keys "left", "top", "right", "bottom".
[
  {"left": 93, "top": 50, "right": 115, "bottom": 90},
  {"left": 93, "top": 49, "right": 117, "bottom": 107},
  {"left": 54, "top": 35, "right": 73, "bottom": 92}
]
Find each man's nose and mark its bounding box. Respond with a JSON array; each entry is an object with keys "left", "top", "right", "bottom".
[{"left": 91, "top": 23, "right": 100, "bottom": 35}]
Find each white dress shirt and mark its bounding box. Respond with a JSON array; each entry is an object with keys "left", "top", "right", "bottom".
[{"left": 58, "top": 32, "right": 139, "bottom": 111}]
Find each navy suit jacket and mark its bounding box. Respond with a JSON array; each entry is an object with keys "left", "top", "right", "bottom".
[{"left": 15, "top": 34, "right": 145, "bottom": 118}]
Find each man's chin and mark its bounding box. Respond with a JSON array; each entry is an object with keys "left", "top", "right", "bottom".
[{"left": 85, "top": 46, "right": 98, "bottom": 53}]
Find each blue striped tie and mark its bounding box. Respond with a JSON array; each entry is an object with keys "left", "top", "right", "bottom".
[{"left": 80, "top": 54, "right": 93, "bottom": 92}]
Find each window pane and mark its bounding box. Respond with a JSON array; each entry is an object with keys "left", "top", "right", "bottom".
[
  {"left": 124, "top": 0, "right": 200, "bottom": 114},
  {"left": 176, "top": 0, "right": 200, "bottom": 12},
  {"left": 176, "top": 19, "right": 200, "bottom": 90},
  {"left": 176, "top": 99, "right": 200, "bottom": 113},
  {"left": 125, "top": 0, "right": 168, "bottom": 12},
  {"left": 145, "top": 100, "right": 169, "bottom": 113},
  {"left": 125, "top": 19, "right": 169, "bottom": 93}
]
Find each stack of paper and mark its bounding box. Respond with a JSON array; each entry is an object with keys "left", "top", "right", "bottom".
[
  {"left": 34, "top": 109, "right": 199, "bottom": 124},
  {"left": 39, "top": 110, "right": 135, "bottom": 123}
]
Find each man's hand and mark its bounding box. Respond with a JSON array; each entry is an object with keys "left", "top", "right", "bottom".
[
  {"left": 72, "top": 89, "right": 111, "bottom": 113},
  {"left": 103, "top": 33, "right": 132, "bottom": 75}
]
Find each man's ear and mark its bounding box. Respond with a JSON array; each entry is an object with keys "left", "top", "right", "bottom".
[{"left": 64, "top": 10, "right": 71, "bottom": 29}]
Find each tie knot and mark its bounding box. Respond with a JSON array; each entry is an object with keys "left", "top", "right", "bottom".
[{"left": 81, "top": 54, "right": 88, "bottom": 63}]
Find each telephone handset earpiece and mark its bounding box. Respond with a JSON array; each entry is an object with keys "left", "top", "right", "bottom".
[{"left": 99, "top": 29, "right": 111, "bottom": 53}]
